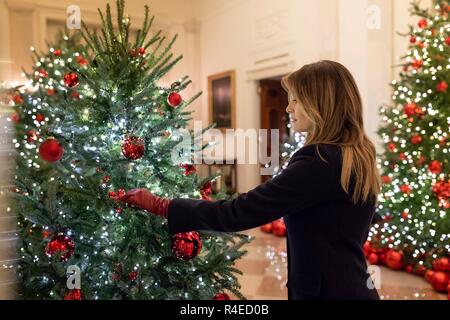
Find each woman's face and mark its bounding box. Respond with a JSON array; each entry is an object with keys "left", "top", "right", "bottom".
[{"left": 286, "top": 92, "right": 312, "bottom": 133}]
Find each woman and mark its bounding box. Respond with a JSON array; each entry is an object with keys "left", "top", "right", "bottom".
[{"left": 125, "top": 60, "right": 381, "bottom": 300}]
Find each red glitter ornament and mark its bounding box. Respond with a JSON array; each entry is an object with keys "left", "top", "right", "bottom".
[
  {"left": 171, "top": 231, "right": 202, "bottom": 260},
  {"left": 428, "top": 160, "right": 442, "bottom": 174},
  {"left": 167, "top": 92, "right": 182, "bottom": 107},
  {"left": 418, "top": 18, "right": 428, "bottom": 29},
  {"left": 381, "top": 176, "right": 391, "bottom": 184},
  {"left": 45, "top": 233, "right": 75, "bottom": 262},
  {"left": 121, "top": 136, "right": 145, "bottom": 160},
  {"left": 63, "top": 72, "right": 79, "bottom": 88},
  {"left": 436, "top": 80, "right": 448, "bottom": 93},
  {"left": 39, "top": 138, "right": 64, "bottom": 162},
  {"left": 400, "top": 184, "right": 411, "bottom": 194},
  {"left": 410, "top": 134, "right": 422, "bottom": 145},
  {"left": 128, "top": 271, "right": 138, "bottom": 281},
  {"left": 403, "top": 103, "right": 417, "bottom": 117},
  {"left": 35, "top": 113, "right": 45, "bottom": 123}
]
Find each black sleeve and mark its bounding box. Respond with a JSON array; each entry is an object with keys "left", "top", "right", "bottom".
[{"left": 167, "top": 146, "right": 338, "bottom": 235}]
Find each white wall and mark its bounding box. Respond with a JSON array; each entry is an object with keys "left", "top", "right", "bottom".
[{"left": 196, "top": 0, "right": 433, "bottom": 192}]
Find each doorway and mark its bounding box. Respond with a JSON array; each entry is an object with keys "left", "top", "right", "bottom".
[{"left": 259, "top": 79, "right": 289, "bottom": 183}]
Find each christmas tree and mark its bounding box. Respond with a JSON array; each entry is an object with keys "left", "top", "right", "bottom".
[
  {"left": 367, "top": 1, "right": 449, "bottom": 291},
  {"left": 11, "top": 0, "right": 250, "bottom": 300}
]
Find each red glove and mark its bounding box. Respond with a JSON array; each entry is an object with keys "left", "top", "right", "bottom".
[{"left": 124, "top": 188, "right": 170, "bottom": 218}]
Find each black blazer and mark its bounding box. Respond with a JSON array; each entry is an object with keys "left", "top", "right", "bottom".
[{"left": 167, "top": 143, "right": 380, "bottom": 300}]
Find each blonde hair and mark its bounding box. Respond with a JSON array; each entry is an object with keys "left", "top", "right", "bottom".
[{"left": 282, "top": 60, "right": 381, "bottom": 205}]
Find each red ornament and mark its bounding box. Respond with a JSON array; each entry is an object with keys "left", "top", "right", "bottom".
[
  {"left": 386, "top": 250, "right": 404, "bottom": 270},
  {"left": 272, "top": 219, "right": 286, "bottom": 237},
  {"left": 432, "top": 257, "right": 449, "bottom": 272},
  {"left": 418, "top": 18, "right": 428, "bottom": 29},
  {"left": 410, "top": 36, "right": 417, "bottom": 44},
  {"left": 410, "top": 134, "right": 422, "bottom": 145},
  {"left": 53, "top": 49, "right": 61, "bottom": 56},
  {"left": 399, "top": 153, "right": 406, "bottom": 161},
  {"left": 12, "top": 94, "right": 23, "bottom": 104},
  {"left": 180, "top": 163, "right": 196, "bottom": 176},
  {"left": 405, "top": 265, "right": 414, "bottom": 273},
  {"left": 260, "top": 223, "right": 272, "bottom": 233},
  {"left": 71, "top": 91, "right": 80, "bottom": 99},
  {"left": 213, "top": 293, "right": 231, "bottom": 300},
  {"left": 445, "top": 36, "right": 450, "bottom": 46},
  {"left": 428, "top": 160, "right": 442, "bottom": 174},
  {"left": 200, "top": 181, "right": 212, "bottom": 200},
  {"left": 38, "top": 68, "right": 48, "bottom": 78},
  {"left": 35, "top": 113, "right": 45, "bottom": 123},
  {"left": 381, "top": 176, "right": 391, "bottom": 184},
  {"left": 108, "top": 191, "right": 117, "bottom": 200},
  {"left": 411, "top": 59, "right": 423, "bottom": 70},
  {"left": 128, "top": 271, "right": 138, "bottom": 281},
  {"left": 9, "top": 112, "right": 20, "bottom": 123},
  {"left": 403, "top": 103, "right": 417, "bottom": 116},
  {"left": 117, "top": 188, "right": 126, "bottom": 201},
  {"left": 416, "top": 155, "right": 426, "bottom": 166},
  {"left": 76, "top": 55, "right": 88, "bottom": 66},
  {"left": 138, "top": 47, "right": 146, "bottom": 55},
  {"left": 401, "top": 211, "right": 408, "bottom": 220},
  {"left": 64, "top": 289, "right": 82, "bottom": 300},
  {"left": 425, "top": 270, "right": 435, "bottom": 282},
  {"left": 167, "top": 92, "right": 182, "bottom": 107},
  {"left": 431, "top": 271, "right": 450, "bottom": 292},
  {"left": 448, "top": 283, "right": 450, "bottom": 300},
  {"left": 47, "top": 88, "right": 55, "bottom": 96},
  {"left": 400, "top": 184, "right": 411, "bottom": 194},
  {"left": 39, "top": 138, "right": 64, "bottom": 162},
  {"left": 368, "top": 253, "right": 379, "bottom": 265},
  {"left": 388, "top": 143, "right": 396, "bottom": 152},
  {"left": 415, "top": 265, "right": 427, "bottom": 276},
  {"left": 363, "top": 241, "right": 372, "bottom": 257},
  {"left": 121, "top": 136, "right": 145, "bottom": 160},
  {"left": 415, "top": 106, "right": 425, "bottom": 118},
  {"left": 45, "top": 233, "right": 75, "bottom": 262},
  {"left": 436, "top": 80, "right": 448, "bottom": 93},
  {"left": 418, "top": 41, "right": 425, "bottom": 49},
  {"left": 63, "top": 72, "right": 79, "bottom": 88},
  {"left": 171, "top": 231, "right": 202, "bottom": 260},
  {"left": 379, "top": 253, "right": 387, "bottom": 265}
]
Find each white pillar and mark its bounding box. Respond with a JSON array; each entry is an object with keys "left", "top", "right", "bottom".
[{"left": 0, "top": 0, "right": 12, "bottom": 82}]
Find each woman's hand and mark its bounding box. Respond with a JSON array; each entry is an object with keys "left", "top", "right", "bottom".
[{"left": 124, "top": 188, "right": 170, "bottom": 218}]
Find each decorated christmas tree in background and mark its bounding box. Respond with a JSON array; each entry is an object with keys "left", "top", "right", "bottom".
[
  {"left": 367, "top": 0, "right": 450, "bottom": 295},
  {"left": 10, "top": 0, "right": 250, "bottom": 300}
]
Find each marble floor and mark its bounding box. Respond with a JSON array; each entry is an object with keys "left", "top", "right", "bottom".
[{"left": 231, "top": 228, "right": 448, "bottom": 300}]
